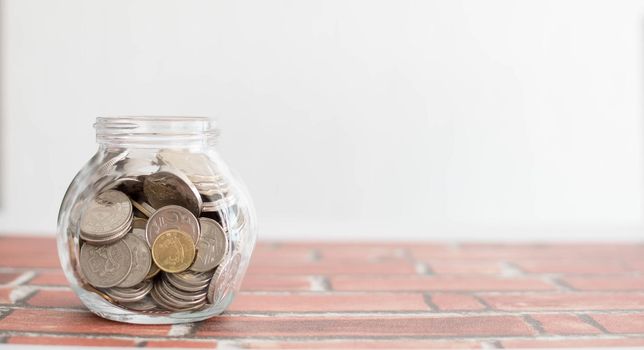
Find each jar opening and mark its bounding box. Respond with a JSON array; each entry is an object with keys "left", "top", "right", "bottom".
[{"left": 95, "top": 116, "right": 218, "bottom": 148}]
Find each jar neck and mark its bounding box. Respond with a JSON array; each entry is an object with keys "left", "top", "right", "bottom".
[{"left": 95, "top": 116, "right": 218, "bottom": 149}]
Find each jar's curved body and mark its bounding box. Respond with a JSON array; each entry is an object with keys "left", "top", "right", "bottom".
[{"left": 57, "top": 117, "right": 256, "bottom": 324}]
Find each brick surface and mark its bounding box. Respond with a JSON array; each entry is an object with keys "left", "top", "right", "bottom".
[
  {"left": 515, "top": 259, "right": 627, "bottom": 274},
  {"left": 482, "top": 292, "right": 644, "bottom": 311},
  {"left": 0, "top": 237, "right": 58, "bottom": 268},
  {"left": 330, "top": 275, "right": 554, "bottom": 291},
  {"left": 563, "top": 275, "right": 644, "bottom": 291},
  {"left": 425, "top": 260, "right": 503, "bottom": 274},
  {"left": 27, "top": 289, "right": 83, "bottom": 309},
  {"left": 0, "top": 309, "right": 171, "bottom": 336},
  {"left": 591, "top": 313, "right": 644, "bottom": 333},
  {"left": 7, "top": 335, "right": 137, "bottom": 347},
  {"left": 29, "top": 270, "right": 68, "bottom": 286},
  {"left": 238, "top": 339, "right": 482, "bottom": 348},
  {"left": 144, "top": 340, "right": 218, "bottom": 348},
  {"left": 502, "top": 338, "right": 644, "bottom": 348},
  {"left": 241, "top": 275, "right": 312, "bottom": 291},
  {"left": 197, "top": 315, "right": 534, "bottom": 337},
  {"left": 528, "top": 314, "right": 601, "bottom": 335},
  {"left": 247, "top": 260, "right": 416, "bottom": 275},
  {"left": 228, "top": 292, "right": 428, "bottom": 312},
  {"left": 429, "top": 294, "right": 486, "bottom": 311},
  {"left": 0, "top": 236, "right": 643, "bottom": 349}
]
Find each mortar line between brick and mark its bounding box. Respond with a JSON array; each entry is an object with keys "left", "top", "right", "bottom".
[
  {"left": 578, "top": 314, "right": 611, "bottom": 334},
  {"left": 471, "top": 294, "right": 493, "bottom": 311},
  {"left": 422, "top": 293, "right": 439, "bottom": 311},
  {"left": 481, "top": 340, "right": 503, "bottom": 349},
  {"left": 522, "top": 314, "right": 546, "bottom": 335},
  {"left": 1, "top": 330, "right": 641, "bottom": 343}
]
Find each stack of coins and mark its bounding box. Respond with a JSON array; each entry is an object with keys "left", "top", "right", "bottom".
[{"left": 76, "top": 150, "right": 244, "bottom": 313}]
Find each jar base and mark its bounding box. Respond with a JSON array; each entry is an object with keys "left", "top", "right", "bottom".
[{"left": 77, "top": 286, "right": 230, "bottom": 324}]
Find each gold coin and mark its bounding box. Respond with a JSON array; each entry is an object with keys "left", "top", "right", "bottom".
[{"left": 151, "top": 230, "right": 196, "bottom": 273}]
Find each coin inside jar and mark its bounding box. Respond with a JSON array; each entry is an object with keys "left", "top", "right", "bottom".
[
  {"left": 190, "top": 218, "right": 228, "bottom": 272},
  {"left": 80, "top": 240, "right": 133, "bottom": 288},
  {"left": 143, "top": 171, "right": 202, "bottom": 217},
  {"left": 151, "top": 230, "right": 196, "bottom": 273},
  {"left": 145, "top": 205, "right": 200, "bottom": 247},
  {"left": 80, "top": 190, "right": 132, "bottom": 244},
  {"left": 116, "top": 234, "right": 152, "bottom": 288}
]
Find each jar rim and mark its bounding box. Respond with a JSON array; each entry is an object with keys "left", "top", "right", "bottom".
[{"left": 95, "top": 115, "right": 218, "bottom": 148}]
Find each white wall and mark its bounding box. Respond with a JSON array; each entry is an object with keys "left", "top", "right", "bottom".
[{"left": 1, "top": 0, "right": 643, "bottom": 240}]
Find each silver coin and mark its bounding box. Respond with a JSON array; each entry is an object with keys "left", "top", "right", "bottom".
[
  {"left": 121, "top": 294, "right": 158, "bottom": 311},
  {"left": 151, "top": 280, "right": 206, "bottom": 311},
  {"left": 145, "top": 205, "right": 200, "bottom": 246},
  {"left": 80, "top": 240, "right": 133, "bottom": 288},
  {"left": 157, "top": 150, "right": 218, "bottom": 182},
  {"left": 131, "top": 200, "right": 155, "bottom": 218},
  {"left": 161, "top": 276, "right": 207, "bottom": 300},
  {"left": 190, "top": 218, "right": 228, "bottom": 272},
  {"left": 207, "top": 253, "right": 240, "bottom": 304},
  {"left": 166, "top": 271, "right": 211, "bottom": 292},
  {"left": 80, "top": 190, "right": 132, "bottom": 241},
  {"left": 117, "top": 234, "right": 152, "bottom": 288},
  {"left": 143, "top": 170, "right": 202, "bottom": 217},
  {"left": 104, "top": 280, "right": 152, "bottom": 302}
]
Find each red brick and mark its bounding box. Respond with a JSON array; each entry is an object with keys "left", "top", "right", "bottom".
[
  {"left": 241, "top": 275, "right": 311, "bottom": 291},
  {"left": 425, "top": 261, "right": 503, "bottom": 274},
  {"left": 317, "top": 246, "right": 406, "bottom": 261},
  {"left": 563, "top": 276, "right": 644, "bottom": 291},
  {"left": 27, "top": 289, "right": 83, "bottom": 309},
  {"left": 412, "top": 244, "right": 644, "bottom": 261},
  {"left": 482, "top": 292, "right": 644, "bottom": 311},
  {"left": 145, "top": 340, "right": 217, "bottom": 348},
  {"left": 515, "top": 260, "right": 626, "bottom": 274},
  {"left": 0, "top": 309, "right": 170, "bottom": 336},
  {"left": 247, "top": 260, "right": 415, "bottom": 275},
  {"left": 29, "top": 270, "right": 68, "bottom": 286},
  {"left": 0, "top": 237, "right": 59, "bottom": 268},
  {"left": 591, "top": 313, "right": 644, "bottom": 333},
  {"left": 502, "top": 338, "right": 644, "bottom": 348},
  {"left": 430, "top": 294, "right": 486, "bottom": 311},
  {"left": 239, "top": 339, "right": 482, "bottom": 349},
  {"left": 0, "top": 288, "right": 14, "bottom": 304},
  {"left": 8, "top": 335, "right": 137, "bottom": 347},
  {"left": 228, "top": 292, "right": 428, "bottom": 312},
  {"left": 197, "top": 315, "right": 534, "bottom": 337},
  {"left": 529, "top": 314, "right": 601, "bottom": 335},
  {"left": 0, "top": 272, "right": 23, "bottom": 285},
  {"left": 330, "top": 276, "right": 554, "bottom": 292}
]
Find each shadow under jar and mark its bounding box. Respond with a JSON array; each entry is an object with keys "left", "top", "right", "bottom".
[{"left": 57, "top": 116, "right": 257, "bottom": 324}]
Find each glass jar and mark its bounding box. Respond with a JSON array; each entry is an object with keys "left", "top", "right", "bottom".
[{"left": 57, "top": 116, "right": 256, "bottom": 324}]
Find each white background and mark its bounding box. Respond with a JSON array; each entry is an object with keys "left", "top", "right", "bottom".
[{"left": 1, "top": 0, "right": 643, "bottom": 241}]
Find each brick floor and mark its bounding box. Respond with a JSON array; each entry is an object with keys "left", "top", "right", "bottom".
[{"left": 0, "top": 236, "right": 643, "bottom": 348}]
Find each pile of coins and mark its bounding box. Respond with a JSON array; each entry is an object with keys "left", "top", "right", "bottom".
[{"left": 76, "top": 150, "right": 245, "bottom": 312}]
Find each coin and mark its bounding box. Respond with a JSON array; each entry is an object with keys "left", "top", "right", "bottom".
[
  {"left": 207, "top": 253, "right": 240, "bottom": 304},
  {"left": 80, "top": 240, "right": 133, "bottom": 288},
  {"left": 146, "top": 205, "right": 200, "bottom": 247},
  {"left": 104, "top": 280, "right": 152, "bottom": 303},
  {"left": 117, "top": 234, "right": 152, "bottom": 287},
  {"left": 190, "top": 218, "right": 228, "bottom": 272},
  {"left": 157, "top": 150, "right": 218, "bottom": 181},
  {"left": 121, "top": 294, "right": 157, "bottom": 311},
  {"left": 143, "top": 171, "right": 202, "bottom": 217},
  {"left": 80, "top": 190, "right": 132, "bottom": 243},
  {"left": 151, "top": 230, "right": 196, "bottom": 273},
  {"left": 131, "top": 200, "right": 155, "bottom": 218}
]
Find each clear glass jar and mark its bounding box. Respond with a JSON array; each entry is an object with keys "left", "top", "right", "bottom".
[{"left": 57, "top": 116, "right": 256, "bottom": 324}]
